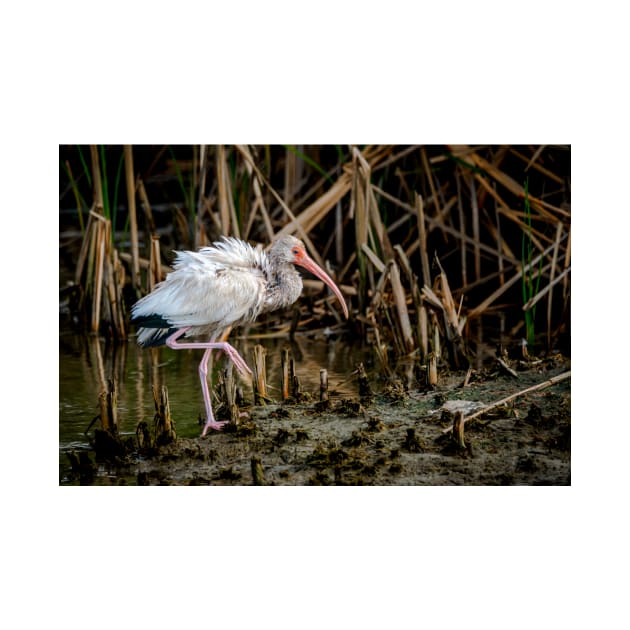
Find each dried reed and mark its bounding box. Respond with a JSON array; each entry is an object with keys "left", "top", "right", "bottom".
[{"left": 61, "top": 145, "right": 570, "bottom": 369}]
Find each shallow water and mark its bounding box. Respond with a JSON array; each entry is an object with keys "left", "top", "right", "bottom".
[
  {"left": 59, "top": 327, "right": 571, "bottom": 486},
  {"left": 59, "top": 313, "right": 537, "bottom": 484},
  {"left": 59, "top": 331, "right": 371, "bottom": 462}
]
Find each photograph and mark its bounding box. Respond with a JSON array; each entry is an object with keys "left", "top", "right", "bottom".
[{"left": 59, "top": 144, "right": 571, "bottom": 486}]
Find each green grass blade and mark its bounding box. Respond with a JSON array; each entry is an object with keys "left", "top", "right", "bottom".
[
  {"left": 99, "top": 145, "right": 110, "bottom": 220},
  {"left": 76, "top": 145, "right": 92, "bottom": 188}
]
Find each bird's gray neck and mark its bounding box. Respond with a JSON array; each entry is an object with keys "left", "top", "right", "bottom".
[{"left": 264, "top": 264, "right": 303, "bottom": 312}]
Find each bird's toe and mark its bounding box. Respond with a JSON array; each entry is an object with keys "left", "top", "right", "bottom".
[{"left": 201, "top": 420, "right": 229, "bottom": 436}]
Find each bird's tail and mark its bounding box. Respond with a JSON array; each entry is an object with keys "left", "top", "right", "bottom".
[
  {"left": 135, "top": 326, "right": 177, "bottom": 348},
  {"left": 131, "top": 311, "right": 177, "bottom": 347}
]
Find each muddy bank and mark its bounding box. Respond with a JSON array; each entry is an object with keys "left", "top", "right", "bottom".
[{"left": 61, "top": 356, "right": 570, "bottom": 486}]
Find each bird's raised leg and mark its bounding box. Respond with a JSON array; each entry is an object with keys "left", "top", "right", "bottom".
[
  {"left": 166, "top": 329, "right": 253, "bottom": 376},
  {"left": 165, "top": 327, "right": 253, "bottom": 435}
]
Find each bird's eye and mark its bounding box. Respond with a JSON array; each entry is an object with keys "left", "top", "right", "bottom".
[{"left": 292, "top": 248, "right": 299, "bottom": 256}]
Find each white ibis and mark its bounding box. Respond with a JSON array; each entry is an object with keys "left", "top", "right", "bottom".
[{"left": 131, "top": 235, "right": 348, "bottom": 436}]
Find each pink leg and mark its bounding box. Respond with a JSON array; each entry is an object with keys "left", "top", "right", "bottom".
[
  {"left": 197, "top": 348, "right": 227, "bottom": 436},
  {"left": 165, "top": 328, "right": 252, "bottom": 436}
]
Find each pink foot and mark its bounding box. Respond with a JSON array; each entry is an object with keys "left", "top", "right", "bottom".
[{"left": 201, "top": 419, "right": 229, "bottom": 437}]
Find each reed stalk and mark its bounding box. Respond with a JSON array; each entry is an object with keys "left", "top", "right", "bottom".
[
  {"left": 389, "top": 261, "right": 414, "bottom": 353},
  {"left": 239, "top": 145, "right": 274, "bottom": 243},
  {"left": 136, "top": 177, "right": 156, "bottom": 235},
  {"left": 61, "top": 145, "right": 570, "bottom": 364},
  {"left": 547, "top": 219, "right": 564, "bottom": 347},
  {"left": 124, "top": 145, "right": 140, "bottom": 290},
  {"left": 195, "top": 145, "right": 210, "bottom": 248},
  {"left": 352, "top": 147, "right": 371, "bottom": 311},
  {"left": 469, "top": 175, "right": 481, "bottom": 281},
  {"left": 90, "top": 145, "right": 104, "bottom": 212},
  {"left": 91, "top": 217, "right": 106, "bottom": 333},
  {"left": 252, "top": 344, "right": 269, "bottom": 405},
  {"left": 169, "top": 147, "right": 196, "bottom": 243},
  {"left": 281, "top": 347, "right": 291, "bottom": 401},
  {"left": 217, "top": 144, "right": 238, "bottom": 238},
  {"left": 148, "top": 235, "right": 162, "bottom": 291},
  {"left": 521, "top": 178, "right": 543, "bottom": 348},
  {"left": 415, "top": 193, "right": 432, "bottom": 288}
]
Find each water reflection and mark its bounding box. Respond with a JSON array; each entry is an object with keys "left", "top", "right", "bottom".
[{"left": 59, "top": 332, "right": 371, "bottom": 455}]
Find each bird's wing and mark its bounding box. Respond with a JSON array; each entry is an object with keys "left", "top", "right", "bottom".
[{"left": 132, "top": 244, "right": 269, "bottom": 331}]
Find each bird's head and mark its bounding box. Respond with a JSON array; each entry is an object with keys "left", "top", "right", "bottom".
[
  {"left": 271, "top": 235, "right": 306, "bottom": 265},
  {"left": 270, "top": 235, "right": 349, "bottom": 319}
]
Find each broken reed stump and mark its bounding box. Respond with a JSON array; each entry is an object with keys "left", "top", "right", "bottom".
[
  {"left": 462, "top": 367, "right": 473, "bottom": 387},
  {"left": 252, "top": 344, "right": 269, "bottom": 405},
  {"left": 402, "top": 427, "right": 424, "bottom": 452},
  {"left": 418, "top": 302, "right": 429, "bottom": 363},
  {"left": 280, "top": 347, "right": 335, "bottom": 405},
  {"left": 438, "top": 409, "right": 473, "bottom": 458},
  {"left": 428, "top": 352, "right": 438, "bottom": 387},
  {"left": 290, "top": 357, "right": 302, "bottom": 399},
  {"left": 218, "top": 365, "right": 241, "bottom": 426},
  {"left": 153, "top": 385, "right": 176, "bottom": 446},
  {"left": 356, "top": 362, "right": 373, "bottom": 404},
  {"left": 281, "top": 347, "right": 291, "bottom": 401},
  {"left": 430, "top": 310, "right": 441, "bottom": 362},
  {"left": 66, "top": 450, "right": 95, "bottom": 485},
  {"left": 453, "top": 411, "right": 466, "bottom": 448},
  {"left": 99, "top": 378, "right": 118, "bottom": 432},
  {"left": 251, "top": 456, "right": 266, "bottom": 485},
  {"left": 314, "top": 368, "right": 331, "bottom": 412},
  {"left": 92, "top": 379, "right": 126, "bottom": 462},
  {"left": 136, "top": 421, "right": 151, "bottom": 451},
  {"left": 320, "top": 369, "right": 329, "bottom": 402}
]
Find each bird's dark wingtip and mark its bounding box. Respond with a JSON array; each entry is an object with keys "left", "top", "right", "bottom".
[
  {"left": 131, "top": 313, "right": 177, "bottom": 347},
  {"left": 131, "top": 313, "right": 170, "bottom": 329},
  {"left": 137, "top": 328, "right": 178, "bottom": 348}
]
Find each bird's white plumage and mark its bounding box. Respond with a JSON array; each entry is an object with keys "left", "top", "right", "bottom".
[{"left": 132, "top": 237, "right": 274, "bottom": 345}]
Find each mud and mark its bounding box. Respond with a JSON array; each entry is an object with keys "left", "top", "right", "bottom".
[{"left": 61, "top": 355, "right": 570, "bottom": 486}]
